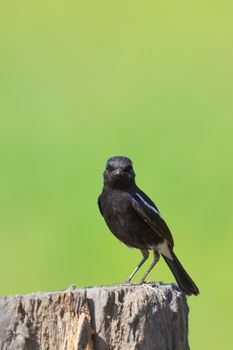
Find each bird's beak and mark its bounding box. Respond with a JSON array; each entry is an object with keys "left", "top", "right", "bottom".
[{"left": 114, "top": 169, "right": 123, "bottom": 179}]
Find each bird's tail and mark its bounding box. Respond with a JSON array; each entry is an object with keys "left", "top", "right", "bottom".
[{"left": 162, "top": 250, "right": 199, "bottom": 296}]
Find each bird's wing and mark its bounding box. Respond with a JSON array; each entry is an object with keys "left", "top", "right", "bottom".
[
  {"left": 98, "top": 195, "right": 103, "bottom": 216},
  {"left": 131, "top": 192, "right": 174, "bottom": 247}
]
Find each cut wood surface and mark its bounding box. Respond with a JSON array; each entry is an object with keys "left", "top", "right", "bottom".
[{"left": 0, "top": 283, "right": 190, "bottom": 350}]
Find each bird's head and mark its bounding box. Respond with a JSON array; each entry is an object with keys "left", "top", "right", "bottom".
[{"left": 103, "top": 156, "right": 135, "bottom": 189}]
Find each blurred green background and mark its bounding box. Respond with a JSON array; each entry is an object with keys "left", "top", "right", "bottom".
[{"left": 0, "top": 1, "right": 232, "bottom": 349}]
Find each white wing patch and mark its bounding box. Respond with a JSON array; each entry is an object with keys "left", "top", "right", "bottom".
[{"left": 135, "top": 193, "right": 162, "bottom": 218}]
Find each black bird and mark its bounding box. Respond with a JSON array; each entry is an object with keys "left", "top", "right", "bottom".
[{"left": 98, "top": 156, "right": 199, "bottom": 296}]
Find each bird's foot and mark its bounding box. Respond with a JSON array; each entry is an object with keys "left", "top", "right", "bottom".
[
  {"left": 124, "top": 278, "right": 132, "bottom": 284},
  {"left": 138, "top": 278, "right": 146, "bottom": 285}
]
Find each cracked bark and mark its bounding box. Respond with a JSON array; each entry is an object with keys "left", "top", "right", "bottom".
[{"left": 0, "top": 283, "right": 189, "bottom": 350}]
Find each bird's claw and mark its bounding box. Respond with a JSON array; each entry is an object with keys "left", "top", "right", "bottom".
[
  {"left": 124, "top": 279, "right": 132, "bottom": 284},
  {"left": 138, "top": 279, "right": 146, "bottom": 285}
]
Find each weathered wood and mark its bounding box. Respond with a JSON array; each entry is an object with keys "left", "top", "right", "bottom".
[{"left": 0, "top": 283, "right": 189, "bottom": 350}]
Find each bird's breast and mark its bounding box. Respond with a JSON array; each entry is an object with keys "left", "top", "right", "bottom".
[
  {"left": 101, "top": 192, "right": 134, "bottom": 230},
  {"left": 100, "top": 191, "right": 163, "bottom": 249}
]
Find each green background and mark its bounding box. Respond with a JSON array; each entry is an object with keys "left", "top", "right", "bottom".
[{"left": 0, "top": 1, "right": 232, "bottom": 349}]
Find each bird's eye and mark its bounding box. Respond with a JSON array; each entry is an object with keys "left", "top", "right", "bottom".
[
  {"left": 106, "top": 164, "right": 114, "bottom": 172},
  {"left": 124, "top": 165, "right": 132, "bottom": 172}
]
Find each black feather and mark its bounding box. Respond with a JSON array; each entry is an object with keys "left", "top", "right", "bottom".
[{"left": 162, "top": 250, "right": 199, "bottom": 296}]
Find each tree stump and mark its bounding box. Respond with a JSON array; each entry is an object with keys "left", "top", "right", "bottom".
[{"left": 0, "top": 283, "right": 190, "bottom": 350}]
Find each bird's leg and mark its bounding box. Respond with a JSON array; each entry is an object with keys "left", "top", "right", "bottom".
[
  {"left": 125, "top": 249, "right": 149, "bottom": 283},
  {"left": 138, "top": 248, "right": 160, "bottom": 284}
]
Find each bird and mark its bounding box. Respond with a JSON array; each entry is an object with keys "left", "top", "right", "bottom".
[{"left": 98, "top": 156, "right": 199, "bottom": 296}]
